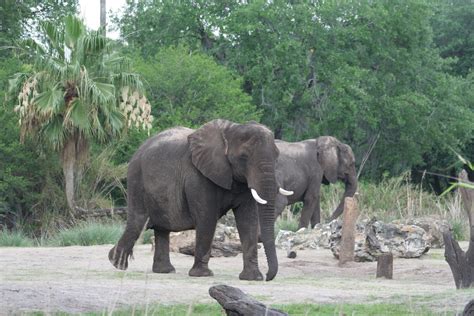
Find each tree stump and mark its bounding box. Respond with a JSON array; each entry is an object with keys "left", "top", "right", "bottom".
[
  {"left": 444, "top": 170, "right": 474, "bottom": 289},
  {"left": 209, "top": 285, "right": 288, "bottom": 316},
  {"left": 376, "top": 253, "right": 393, "bottom": 279},
  {"left": 339, "top": 197, "right": 359, "bottom": 266}
]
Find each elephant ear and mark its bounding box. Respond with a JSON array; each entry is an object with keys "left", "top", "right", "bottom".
[
  {"left": 188, "top": 119, "right": 234, "bottom": 190},
  {"left": 316, "top": 137, "right": 339, "bottom": 184}
]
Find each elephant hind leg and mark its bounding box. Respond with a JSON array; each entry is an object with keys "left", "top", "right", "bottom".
[
  {"left": 109, "top": 211, "right": 148, "bottom": 270},
  {"left": 152, "top": 230, "right": 175, "bottom": 273},
  {"left": 109, "top": 181, "right": 148, "bottom": 270}
]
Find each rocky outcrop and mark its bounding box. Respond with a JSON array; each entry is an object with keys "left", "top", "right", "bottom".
[
  {"left": 392, "top": 217, "right": 450, "bottom": 248},
  {"left": 276, "top": 218, "right": 432, "bottom": 262}
]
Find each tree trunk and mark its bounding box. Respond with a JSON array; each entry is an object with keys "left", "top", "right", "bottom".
[
  {"left": 62, "top": 138, "right": 77, "bottom": 211},
  {"left": 100, "top": 0, "right": 106, "bottom": 34},
  {"left": 444, "top": 170, "right": 474, "bottom": 289}
]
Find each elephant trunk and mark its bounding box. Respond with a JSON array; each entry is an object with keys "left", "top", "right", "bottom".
[
  {"left": 249, "top": 161, "right": 278, "bottom": 281},
  {"left": 258, "top": 203, "right": 278, "bottom": 281},
  {"left": 329, "top": 170, "right": 358, "bottom": 221}
]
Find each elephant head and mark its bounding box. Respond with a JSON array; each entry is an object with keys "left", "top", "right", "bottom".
[
  {"left": 188, "top": 119, "right": 290, "bottom": 281},
  {"left": 316, "top": 136, "right": 358, "bottom": 221}
]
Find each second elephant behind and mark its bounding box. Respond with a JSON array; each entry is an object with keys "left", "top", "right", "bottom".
[{"left": 275, "top": 136, "right": 358, "bottom": 228}]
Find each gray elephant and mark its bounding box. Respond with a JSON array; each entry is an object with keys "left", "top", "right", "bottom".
[
  {"left": 109, "top": 119, "right": 292, "bottom": 281},
  {"left": 275, "top": 136, "right": 357, "bottom": 228}
]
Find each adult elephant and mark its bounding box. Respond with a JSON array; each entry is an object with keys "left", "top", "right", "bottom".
[
  {"left": 109, "top": 119, "right": 292, "bottom": 281},
  {"left": 275, "top": 136, "right": 357, "bottom": 229}
]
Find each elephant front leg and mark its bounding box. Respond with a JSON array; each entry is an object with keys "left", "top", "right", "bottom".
[
  {"left": 152, "top": 230, "right": 175, "bottom": 273},
  {"left": 234, "top": 200, "right": 263, "bottom": 281},
  {"left": 188, "top": 219, "right": 217, "bottom": 277}
]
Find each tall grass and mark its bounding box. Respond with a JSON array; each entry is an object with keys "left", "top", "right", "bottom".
[
  {"left": 278, "top": 172, "right": 469, "bottom": 238},
  {"left": 0, "top": 229, "right": 34, "bottom": 247},
  {"left": 47, "top": 221, "right": 124, "bottom": 246}
]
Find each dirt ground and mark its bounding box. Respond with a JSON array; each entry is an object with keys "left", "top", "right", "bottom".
[{"left": 1, "top": 243, "right": 473, "bottom": 315}]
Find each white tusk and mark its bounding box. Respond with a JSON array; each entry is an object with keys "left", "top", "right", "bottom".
[
  {"left": 251, "top": 188, "right": 267, "bottom": 205},
  {"left": 279, "top": 188, "right": 294, "bottom": 196}
]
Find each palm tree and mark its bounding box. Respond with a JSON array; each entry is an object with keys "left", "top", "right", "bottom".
[{"left": 9, "top": 15, "right": 153, "bottom": 211}]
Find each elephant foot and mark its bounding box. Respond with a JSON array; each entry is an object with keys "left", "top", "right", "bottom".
[
  {"left": 239, "top": 268, "right": 263, "bottom": 281},
  {"left": 188, "top": 266, "right": 214, "bottom": 277},
  {"left": 108, "top": 245, "right": 132, "bottom": 270},
  {"left": 152, "top": 263, "right": 176, "bottom": 274}
]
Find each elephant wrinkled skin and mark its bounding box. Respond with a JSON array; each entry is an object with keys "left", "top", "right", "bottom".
[
  {"left": 275, "top": 136, "right": 358, "bottom": 228},
  {"left": 109, "top": 119, "right": 285, "bottom": 281}
]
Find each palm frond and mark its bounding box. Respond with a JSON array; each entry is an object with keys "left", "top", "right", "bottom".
[
  {"left": 64, "top": 15, "right": 84, "bottom": 49},
  {"left": 34, "top": 85, "right": 64, "bottom": 114},
  {"left": 67, "top": 98, "right": 91, "bottom": 133},
  {"left": 42, "top": 116, "right": 67, "bottom": 149},
  {"left": 40, "top": 21, "right": 65, "bottom": 58}
]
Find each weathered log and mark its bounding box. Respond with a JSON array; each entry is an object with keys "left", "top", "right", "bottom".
[
  {"left": 209, "top": 285, "right": 288, "bottom": 316},
  {"left": 75, "top": 207, "right": 128, "bottom": 220},
  {"left": 339, "top": 197, "right": 359, "bottom": 266},
  {"left": 463, "top": 299, "right": 474, "bottom": 315},
  {"left": 179, "top": 241, "right": 242, "bottom": 257},
  {"left": 444, "top": 170, "right": 474, "bottom": 289},
  {"left": 376, "top": 253, "right": 393, "bottom": 279}
]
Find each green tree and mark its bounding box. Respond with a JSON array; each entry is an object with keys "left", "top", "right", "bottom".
[
  {"left": 432, "top": 0, "right": 474, "bottom": 77},
  {"left": 0, "top": 0, "right": 78, "bottom": 57},
  {"left": 8, "top": 15, "right": 152, "bottom": 210},
  {"left": 115, "top": 0, "right": 474, "bottom": 181},
  {"left": 112, "top": 46, "right": 260, "bottom": 164}
]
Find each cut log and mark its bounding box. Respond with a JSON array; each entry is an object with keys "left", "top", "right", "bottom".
[
  {"left": 209, "top": 285, "right": 288, "bottom": 316},
  {"left": 444, "top": 170, "right": 474, "bottom": 289},
  {"left": 376, "top": 253, "right": 393, "bottom": 279},
  {"left": 339, "top": 197, "right": 360, "bottom": 266},
  {"left": 463, "top": 299, "right": 474, "bottom": 315},
  {"left": 179, "top": 241, "right": 242, "bottom": 257}
]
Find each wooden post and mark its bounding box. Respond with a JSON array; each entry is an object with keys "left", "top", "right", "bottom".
[
  {"left": 376, "top": 253, "right": 393, "bottom": 279},
  {"left": 444, "top": 170, "right": 474, "bottom": 289},
  {"left": 339, "top": 197, "right": 359, "bottom": 266}
]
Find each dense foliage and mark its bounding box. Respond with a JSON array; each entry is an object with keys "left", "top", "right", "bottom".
[
  {"left": 0, "top": 0, "right": 473, "bottom": 231},
  {"left": 116, "top": 0, "right": 474, "bottom": 181}
]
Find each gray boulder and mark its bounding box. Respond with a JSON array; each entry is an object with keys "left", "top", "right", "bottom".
[{"left": 276, "top": 218, "right": 432, "bottom": 262}]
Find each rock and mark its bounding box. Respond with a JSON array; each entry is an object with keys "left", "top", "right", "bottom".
[
  {"left": 392, "top": 217, "right": 450, "bottom": 248},
  {"left": 276, "top": 217, "right": 432, "bottom": 262},
  {"left": 329, "top": 219, "right": 374, "bottom": 262},
  {"left": 330, "top": 218, "right": 431, "bottom": 261},
  {"left": 366, "top": 220, "right": 431, "bottom": 258},
  {"left": 275, "top": 222, "right": 333, "bottom": 251}
]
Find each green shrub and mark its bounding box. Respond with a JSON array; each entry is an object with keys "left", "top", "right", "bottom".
[
  {"left": 0, "top": 229, "right": 34, "bottom": 247},
  {"left": 48, "top": 221, "right": 124, "bottom": 247}
]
